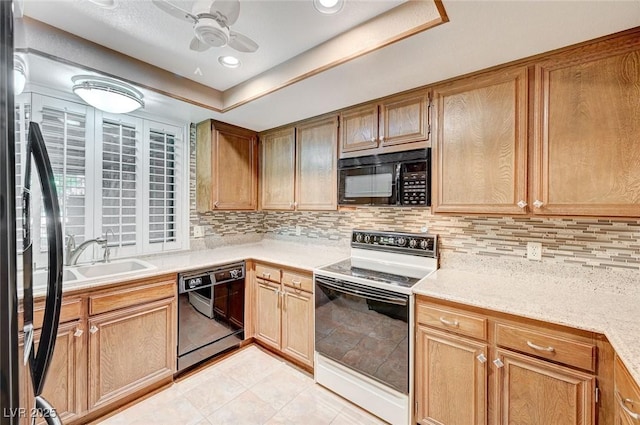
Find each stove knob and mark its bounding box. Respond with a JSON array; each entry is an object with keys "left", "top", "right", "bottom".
[
  {"left": 420, "top": 240, "right": 429, "bottom": 250},
  {"left": 409, "top": 239, "right": 417, "bottom": 248},
  {"left": 230, "top": 269, "right": 239, "bottom": 279},
  {"left": 396, "top": 237, "right": 406, "bottom": 246},
  {"left": 364, "top": 234, "right": 371, "bottom": 243},
  {"left": 355, "top": 233, "right": 363, "bottom": 243}
]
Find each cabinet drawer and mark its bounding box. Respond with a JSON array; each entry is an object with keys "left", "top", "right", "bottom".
[
  {"left": 19, "top": 297, "right": 83, "bottom": 329},
  {"left": 282, "top": 270, "right": 312, "bottom": 293},
  {"left": 255, "top": 264, "right": 281, "bottom": 283},
  {"left": 615, "top": 356, "right": 640, "bottom": 421},
  {"left": 495, "top": 323, "right": 596, "bottom": 372},
  {"left": 416, "top": 303, "right": 487, "bottom": 340},
  {"left": 89, "top": 279, "right": 175, "bottom": 316}
]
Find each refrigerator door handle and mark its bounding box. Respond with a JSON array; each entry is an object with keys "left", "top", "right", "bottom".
[{"left": 25, "top": 122, "right": 63, "bottom": 401}]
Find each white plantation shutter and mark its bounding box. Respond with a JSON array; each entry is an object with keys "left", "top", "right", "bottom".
[
  {"left": 101, "top": 119, "right": 139, "bottom": 248},
  {"left": 148, "top": 128, "right": 177, "bottom": 246},
  {"left": 38, "top": 103, "right": 89, "bottom": 251}
]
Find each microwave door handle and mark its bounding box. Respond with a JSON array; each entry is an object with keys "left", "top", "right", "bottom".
[
  {"left": 315, "top": 278, "right": 408, "bottom": 306},
  {"left": 27, "top": 122, "right": 64, "bottom": 397}
]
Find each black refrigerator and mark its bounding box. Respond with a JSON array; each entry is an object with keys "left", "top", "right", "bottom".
[{"left": 1, "top": 2, "right": 64, "bottom": 424}]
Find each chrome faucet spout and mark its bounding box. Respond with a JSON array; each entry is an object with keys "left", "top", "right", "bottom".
[{"left": 67, "top": 237, "right": 108, "bottom": 266}]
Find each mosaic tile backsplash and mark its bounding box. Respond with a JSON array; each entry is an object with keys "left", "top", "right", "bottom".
[{"left": 189, "top": 124, "right": 640, "bottom": 272}]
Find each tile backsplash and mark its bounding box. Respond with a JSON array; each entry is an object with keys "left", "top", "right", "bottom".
[{"left": 189, "top": 125, "right": 640, "bottom": 272}]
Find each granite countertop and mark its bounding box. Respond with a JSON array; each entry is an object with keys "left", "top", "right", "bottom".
[{"left": 413, "top": 267, "right": 640, "bottom": 388}]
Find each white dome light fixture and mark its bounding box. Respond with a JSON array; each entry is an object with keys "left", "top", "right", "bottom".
[
  {"left": 313, "top": 0, "right": 344, "bottom": 14},
  {"left": 218, "top": 55, "right": 241, "bottom": 69},
  {"left": 13, "top": 55, "right": 26, "bottom": 95},
  {"left": 72, "top": 75, "right": 144, "bottom": 114}
]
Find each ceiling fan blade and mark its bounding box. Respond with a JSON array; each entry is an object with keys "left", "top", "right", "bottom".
[
  {"left": 189, "top": 36, "right": 211, "bottom": 52},
  {"left": 152, "top": 0, "right": 198, "bottom": 23},
  {"left": 228, "top": 30, "right": 258, "bottom": 53},
  {"left": 212, "top": 0, "right": 240, "bottom": 26}
]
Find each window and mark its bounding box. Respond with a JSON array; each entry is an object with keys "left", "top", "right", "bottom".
[{"left": 15, "top": 93, "right": 188, "bottom": 267}]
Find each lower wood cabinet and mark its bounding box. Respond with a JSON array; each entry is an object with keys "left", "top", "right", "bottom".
[
  {"left": 495, "top": 349, "right": 595, "bottom": 425},
  {"left": 415, "top": 326, "right": 487, "bottom": 425},
  {"left": 88, "top": 297, "right": 175, "bottom": 410},
  {"left": 614, "top": 356, "right": 640, "bottom": 425},
  {"left": 415, "top": 297, "right": 599, "bottom": 425},
  {"left": 253, "top": 262, "right": 314, "bottom": 368}
]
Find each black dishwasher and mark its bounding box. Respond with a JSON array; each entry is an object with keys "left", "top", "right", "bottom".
[{"left": 177, "top": 262, "right": 245, "bottom": 372}]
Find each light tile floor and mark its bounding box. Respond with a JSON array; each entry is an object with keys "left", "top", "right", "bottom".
[{"left": 99, "top": 345, "right": 388, "bottom": 425}]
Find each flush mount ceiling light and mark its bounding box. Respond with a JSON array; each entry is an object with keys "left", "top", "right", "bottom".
[
  {"left": 72, "top": 75, "right": 144, "bottom": 114},
  {"left": 218, "top": 55, "right": 241, "bottom": 69},
  {"left": 13, "top": 55, "right": 26, "bottom": 95},
  {"left": 313, "top": 0, "right": 344, "bottom": 15}
]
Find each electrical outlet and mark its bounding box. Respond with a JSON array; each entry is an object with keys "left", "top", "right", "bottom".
[
  {"left": 527, "top": 242, "right": 542, "bottom": 261},
  {"left": 193, "top": 225, "right": 204, "bottom": 238},
  {"left": 295, "top": 225, "right": 302, "bottom": 236}
]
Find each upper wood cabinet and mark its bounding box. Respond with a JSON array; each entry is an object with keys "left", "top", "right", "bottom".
[
  {"left": 432, "top": 66, "right": 528, "bottom": 214},
  {"left": 196, "top": 120, "right": 258, "bottom": 211},
  {"left": 533, "top": 37, "right": 640, "bottom": 217},
  {"left": 339, "top": 91, "right": 430, "bottom": 158},
  {"left": 260, "top": 116, "right": 338, "bottom": 211}
]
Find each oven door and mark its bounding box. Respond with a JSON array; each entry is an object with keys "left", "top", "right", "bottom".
[
  {"left": 338, "top": 162, "right": 398, "bottom": 206},
  {"left": 314, "top": 275, "right": 409, "bottom": 394}
]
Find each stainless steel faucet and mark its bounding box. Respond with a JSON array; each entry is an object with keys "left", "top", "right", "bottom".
[{"left": 65, "top": 234, "right": 110, "bottom": 266}]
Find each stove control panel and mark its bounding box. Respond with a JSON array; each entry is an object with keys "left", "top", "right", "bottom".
[{"left": 351, "top": 230, "right": 437, "bottom": 257}]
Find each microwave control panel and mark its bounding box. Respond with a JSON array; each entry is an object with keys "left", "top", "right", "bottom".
[{"left": 401, "top": 170, "right": 428, "bottom": 205}]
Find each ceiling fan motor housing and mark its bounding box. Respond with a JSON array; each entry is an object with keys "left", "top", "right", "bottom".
[{"left": 195, "top": 17, "right": 229, "bottom": 47}]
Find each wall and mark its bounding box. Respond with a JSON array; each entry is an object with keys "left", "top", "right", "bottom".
[{"left": 189, "top": 125, "right": 640, "bottom": 273}]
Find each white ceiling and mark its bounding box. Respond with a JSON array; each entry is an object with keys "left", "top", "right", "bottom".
[{"left": 17, "top": 0, "right": 640, "bottom": 131}]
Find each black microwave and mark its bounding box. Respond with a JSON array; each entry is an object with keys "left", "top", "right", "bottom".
[{"left": 338, "top": 149, "right": 431, "bottom": 206}]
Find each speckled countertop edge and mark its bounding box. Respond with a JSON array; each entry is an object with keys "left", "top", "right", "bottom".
[{"left": 413, "top": 268, "right": 640, "bottom": 388}]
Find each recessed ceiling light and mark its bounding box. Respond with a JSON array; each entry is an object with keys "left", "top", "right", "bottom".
[
  {"left": 218, "top": 56, "right": 241, "bottom": 69},
  {"left": 72, "top": 75, "right": 144, "bottom": 114},
  {"left": 87, "top": 0, "right": 117, "bottom": 9},
  {"left": 313, "top": 0, "right": 344, "bottom": 15}
]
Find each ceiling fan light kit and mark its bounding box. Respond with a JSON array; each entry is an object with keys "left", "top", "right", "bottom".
[
  {"left": 313, "top": 0, "right": 344, "bottom": 15},
  {"left": 71, "top": 75, "right": 144, "bottom": 114},
  {"left": 219, "top": 55, "right": 240, "bottom": 68}
]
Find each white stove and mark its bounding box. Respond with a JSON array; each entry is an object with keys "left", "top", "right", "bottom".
[{"left": 314, "top": 230, "right": 438, "bottom": 425}]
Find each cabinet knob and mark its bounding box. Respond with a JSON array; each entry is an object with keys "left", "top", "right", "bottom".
[
  {"left": 476, "top": 353, "right": 487, "bottom": 364},
  {"left": 493, "top": 358, "right": 504, "bottom": 368},
  {"left": 73, "top": 328, "right": 83, "bottom": 338},
  {"left": 517, "top": 200, "right": 527, "bottom": 209},
  {"left": 89, "top": 325, "right": 99, "bottom": 334},
  {"left": 533, "top": 200, "right": 544, "bottom": 208}
]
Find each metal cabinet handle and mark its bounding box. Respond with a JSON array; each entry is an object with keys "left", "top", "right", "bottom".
[
  {"left": 73, "top": 328, "right": 83, "bottom": 338},
  {"left": 89, "top": 325, "right": 98, "bottom": 334},
  {"left": 476, "top": 353, "right": 487, "bottom": 364},
  {"left": 213, "top": 201, "right": 219, "bottom": 208},
  {"left": 380, "top": 137, "right": 385, "bottom": 143},
  {"left": 282, "top": 292, "right": 286, "bottom": 311},
  {"left": 517, "top": 200, "right": 527, "bottom": 209},
  {"left": 533, "top": 200, "right": 544, "bottom": 208},
  {"left": 526, "top": 340, "right": 555, "bottom": 352},
  {"left": 370, "top": 137, "right": 376, "bottom": 143},
  {"left": 292, "top": 279, "right": 301, "bottom": 286},
  {"left": 493, "top": 358, "right": 504, "bottom": 368},
  {"left": 262, "top": 272, "right": 271, "bottom": 278},
  {"left": 275, "top": 289, "right": 280, "bottom": 309},
  {"left": 617, "top": 392, "right": 640, "bottom": 421},
  {"left": 439, "top": 317, "right": 459, "bottom": 328}
]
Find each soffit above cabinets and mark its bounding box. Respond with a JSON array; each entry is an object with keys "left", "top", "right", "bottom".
[{"left": 15, "top": 0, "right": 640, "bottom": 131}]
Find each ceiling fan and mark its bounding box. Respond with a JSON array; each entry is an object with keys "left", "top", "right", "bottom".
[{"left": 152, "top": 0, "right": 259, "bottom": 53}]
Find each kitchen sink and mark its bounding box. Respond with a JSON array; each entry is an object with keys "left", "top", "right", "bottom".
[
  {"left": 31, "top": 268, "right": 80, "bottom": 289},
  {"left": 73, "top": 258, "right": 156, "bottom": 279}
]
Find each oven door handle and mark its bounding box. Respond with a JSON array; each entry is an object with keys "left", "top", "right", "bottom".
[{"left": 315, "top": 278, "right": 408, "bottom": 306}]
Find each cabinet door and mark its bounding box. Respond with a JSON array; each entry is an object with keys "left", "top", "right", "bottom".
[
  {"left": 432, "top": 67, "right": 528, "bottom": 214},
  {"left": 281, "top": 287, "right": 313, "bottom": 368},
  {"left": 380, "top": 91, "right": 429, "bottom": 147},
  {"left": 495, "top": 349, "right": 595, "bottom": 425},
  {"left": 296, "top": 116, "right": 338, "bottom": 211},
  {"left": 213, "top": 127, "right": 257, "bottom": 210},
  {"left": 88, "top": 298, "right": 175, "bottom": 410},
  {"left": 339, "top": 104, "right": 379, "bottom": 156},
  {"left": 533, "top": 42, "right": 640, "bottom": 216},
  {"left": 614, "top": 356, "right": 640, "bottom": 425},
  {"left": 254, "top": 279, "right": 281, "bottom": 350},
  {"left": 19, "top": 321, "right": 86, "bottom": 425},
  {"left": 415, "top": 326, "right": 487, "bottom": 425},
  {"left": 260, "top": 127, "right": 295, "bottom": 210}
]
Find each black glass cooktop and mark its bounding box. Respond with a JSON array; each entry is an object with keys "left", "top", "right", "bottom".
[{"left": 319, "top": 259, "right": 421, "bottom": 288}]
